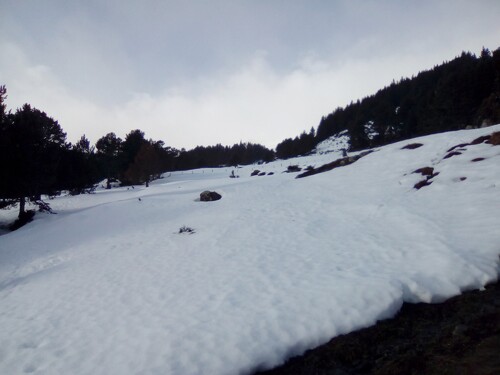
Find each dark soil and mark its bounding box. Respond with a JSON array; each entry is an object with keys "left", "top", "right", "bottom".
[
  {"left": 413, "top": 167, "right": 435, "bottom": 177},
  {"left": 255, "top": 282, "right": 500, "bottom": 375},
  {"left": 471, "top": 135, "right": 491, "bottom": 145},
  {"left": 412, "top": 167, "right": 439, "bottom": 190},
  {"left": 296, "top": 151, "right": 373, "bottom": 179},
  {"left": 401, "top": 143, "right": 423, "bottom": 150},
  {"left": 489, "top": 132, "right": 500, "bottom": 145},
  {"left": 413, "top": 179, "right": 433, "bottom": 190},
  {"left": 443, "top": 151, "right": 462, "bottom": 159}
]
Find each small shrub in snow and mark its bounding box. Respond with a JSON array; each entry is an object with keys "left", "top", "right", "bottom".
[
  {"left": 178, "top": 226, "right": 195, "bottom": 234},
  {"left": 35, "top": 200, "right": 54, "bottom": 213},
  {"left": 286, "top": 165, "right": 302, "bottom": 173}
]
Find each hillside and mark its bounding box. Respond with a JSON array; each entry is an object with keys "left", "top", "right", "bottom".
[
  {"left": 277, "top": 47, "right": 500, "bottom": 159},
  {"left": 0, "top": 125, "right": 499, "bottom": 374}
]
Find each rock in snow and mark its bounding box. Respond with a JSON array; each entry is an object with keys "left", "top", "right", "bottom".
[{"left": 200, "top": 190, "right": 222, "bottom": 201}]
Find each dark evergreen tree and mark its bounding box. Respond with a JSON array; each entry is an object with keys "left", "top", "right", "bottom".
[
  {"left": 74, "top": 134, "right": 95, "bottom": 154},
  {"left": 58, "top": 135, "right": 100, "bottom": 195},
  {"left": 96, "top": 132, "right": 123, "bottom": 188},
  {"left": 120, "top": 129, "right": 146, "bottom": 184},
  {"left": 0, "top": 85, "right": 14, "bottom": 209},
  {"left": 170, "top": 141, "right": 274, "bottom": 170},
  {"left": 0, "top": 85, "right": 6, "bottom": 122},
  {"left": 124, "top": 142, "right": 163, "bottom": 187},
  {"left": 0, "top": 104, "right": 69, "bottom": 219}
]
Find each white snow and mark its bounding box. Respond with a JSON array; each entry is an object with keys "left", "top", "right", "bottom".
[
  {"left": 1, "top": 125, "right": 500, "bottom": 375},
  {"left": 314, "top": 130, "right": 349, "bottom": 155},
  {"left": 364, "top": 121, "right": 378, "bottom": 140}
]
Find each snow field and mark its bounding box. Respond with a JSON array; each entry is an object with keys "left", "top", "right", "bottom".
[{"left": 0, "top": 125, "right": 499, "bottom": 374}]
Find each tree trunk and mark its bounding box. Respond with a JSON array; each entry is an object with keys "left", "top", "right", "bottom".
[{"left": 19, "top": 197, "right": 25, "bottom": 218}]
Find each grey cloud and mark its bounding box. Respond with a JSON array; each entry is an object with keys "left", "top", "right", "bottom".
[{"left": 1, "top": 0, "right": 499, "bottom": 148}]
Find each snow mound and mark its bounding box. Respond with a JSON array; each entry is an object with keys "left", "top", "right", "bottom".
[{"left": 0, "top": 125, "right": 499, "bottom": 375}]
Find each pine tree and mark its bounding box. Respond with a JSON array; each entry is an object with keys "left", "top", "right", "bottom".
[
  {"left": 1, "top": 104, "right": 68, "bottom": 219},
  {"left": 96, "top": 132, "right": 123, "bottom": 188},
  {"left": 124, "top": 142, "right": 162, "bottom": 187}
]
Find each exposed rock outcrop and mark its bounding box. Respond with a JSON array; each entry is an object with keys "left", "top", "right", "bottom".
[{"left": 296, "top": 150, "right": 373, "bottom": 179}]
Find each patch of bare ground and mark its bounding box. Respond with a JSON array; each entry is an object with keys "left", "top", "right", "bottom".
[
  {"left": 487, "top": 132, "right": 500, "bottom": 145},
  {"left": 412, "top": 167, "right": 439, "bottom": 190},
  {"left": 412, "top": 130, "right": 500, "bottom": 190},
  {"left": 296, "top": 151, "right": 373, "bottom": 179},
  {"left": 401, "top": 143, "right": 423, "bottom": 150},
  {"left": 443, "top": 151, "right": 462, "bottom": 159},
  {"left": 255, "top": 282, "right": 500, "bottom": 375}
]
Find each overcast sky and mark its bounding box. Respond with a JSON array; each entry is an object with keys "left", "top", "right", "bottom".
[{"left": 1, "top": 1, "right": 499, "bottom": 149}]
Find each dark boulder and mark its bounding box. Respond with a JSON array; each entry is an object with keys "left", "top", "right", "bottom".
[{"left": 200, "top": 191, "right": 222, "bottom": 202}]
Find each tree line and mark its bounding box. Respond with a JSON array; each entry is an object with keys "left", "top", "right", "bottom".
[
  {"left": 0, "top": 87, "right": 274, "bottom": 224},
  {"left": 276, "top": 46, "right": 500, "bottom": 158}
]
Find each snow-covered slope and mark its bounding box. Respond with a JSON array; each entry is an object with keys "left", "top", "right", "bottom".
[
  {"left": 313, "top": 129, "right": 350, "bottom": 154},
  {"left": 1, "top": 125, "right": 499, "bottom": 375}
]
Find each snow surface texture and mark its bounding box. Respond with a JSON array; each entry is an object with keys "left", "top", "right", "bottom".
[
  {"left": 314, "top": 130, "right": 349, "bottom": 154},
  {"left": 1, "top": 126, "right": 500, "bottom": 375}
]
